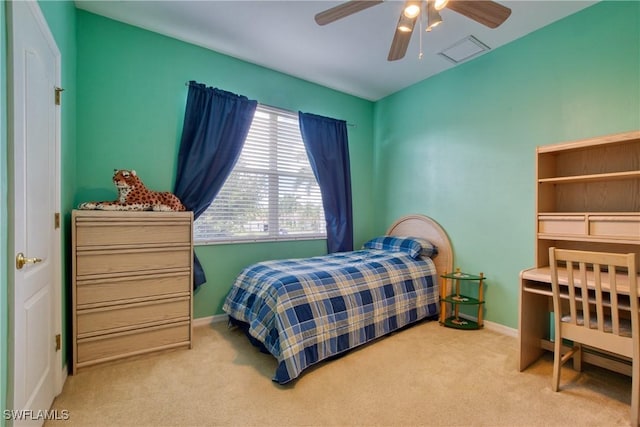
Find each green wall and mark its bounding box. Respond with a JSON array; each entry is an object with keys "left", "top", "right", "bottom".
[
  {"left": 75, "top": 10, "right": 375, "bottom": 318},
  {"left": 373, "top": 1, "right": 640, "bottom": 329}
]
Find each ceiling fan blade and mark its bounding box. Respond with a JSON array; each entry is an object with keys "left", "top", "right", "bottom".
[
  {"left": 388, "top": 9, "right": 417, "bottom": 61},
  {"left": 388, "top": 29, "right": 414, "bottom": 61},
  {"left": 446, "top": 1, "right": 512, "bottom": 29},
  {"left": 315, "top": 0, "right": 384, "bottom": 26}
]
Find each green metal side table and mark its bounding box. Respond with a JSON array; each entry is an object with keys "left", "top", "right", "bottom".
[{"left": 440, "top": 268, "right": 485, "bottom": 330}]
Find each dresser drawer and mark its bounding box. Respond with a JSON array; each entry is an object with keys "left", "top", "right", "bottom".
[
  {"left": 76, "top": 220, "right": 191, "bottom": 247},
  {"left": 76, "top": 321, "right": 190, "bottom": 366},
  {"left": 76, "top": 246, "right": 191, "bottom": 277},
  {"left": 76, "top": 272, "right": 191, "bottom": 306},
  {"left": 538, "top": 215, "right": 586, "bottom": 236},
  {"left": 77, "top": 297, "right": 190, "bottom": 336},
  {"left": 589, "top": 215, "right": 640, "bottom": 241}
]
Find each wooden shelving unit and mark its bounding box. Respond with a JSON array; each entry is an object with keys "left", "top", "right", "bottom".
[{"left": 534, "top": 130, "right": 640, "bottom": 269}]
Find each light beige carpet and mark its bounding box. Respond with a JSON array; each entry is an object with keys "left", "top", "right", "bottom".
[{"left": 47, "top": 320, "right": 632, "bottom": 426}]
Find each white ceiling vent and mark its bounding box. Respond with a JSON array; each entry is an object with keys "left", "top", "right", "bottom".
[{"left": 438, "top": 35, "right": 491, "bottom": 64}]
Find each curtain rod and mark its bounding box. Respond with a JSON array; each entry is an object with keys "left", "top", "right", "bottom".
[{"left": 184, "top": 82, "right": 356, "bottom": 127}]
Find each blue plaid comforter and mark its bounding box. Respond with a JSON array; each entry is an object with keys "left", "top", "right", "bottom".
[{"left": 223, "top": 249, "right": 439, "bottom": 384}]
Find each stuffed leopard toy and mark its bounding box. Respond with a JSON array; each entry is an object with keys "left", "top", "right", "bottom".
[{"left": 79, "top": 169, "right": 186, "bottom": 212}]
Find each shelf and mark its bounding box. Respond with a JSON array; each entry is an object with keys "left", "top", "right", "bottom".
[
  {"left": 441, "top": 272, "right": 484, "bottom": 281},
  {"left": 538, "top": 170, "right": 640, "bottom": 184},
  {"left": 443, "top": 316, "right": 482, "bottom": 330},
  {"left": 539, "top": 212, "right": 640, "bottom": 216},
  {"left": 536, "top": 130, "right": 640, "bottom": 153},
  {"left": 442, "top": 294, "right": 484, "bottom": 306},
  {"left": 538, "top": 234, "right": 640, "bottom": 245}
]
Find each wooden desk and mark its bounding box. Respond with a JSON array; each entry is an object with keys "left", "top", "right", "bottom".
[{"left": 519, "top": 266, "right": 639, "bottom": 376}]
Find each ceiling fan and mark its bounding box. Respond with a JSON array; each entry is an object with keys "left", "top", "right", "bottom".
[{"left": 315, "top": 0, "right": 512, "bottom": 61}]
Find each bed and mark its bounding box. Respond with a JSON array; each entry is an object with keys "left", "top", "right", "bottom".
[{"left": 222, "top": 214, "right": 453, "bottom": 384}]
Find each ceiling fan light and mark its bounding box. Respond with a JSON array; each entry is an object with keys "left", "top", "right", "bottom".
[
  {"left": 434, "top": 0, "right": 449, "bottom": 11},
  {"left": 403, "top": 2, "right": 421, "bottom": 19}
]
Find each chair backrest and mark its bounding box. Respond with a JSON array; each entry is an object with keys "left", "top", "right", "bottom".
[{"left": 549, "top": 248, "right": 639, "bottom": 358}]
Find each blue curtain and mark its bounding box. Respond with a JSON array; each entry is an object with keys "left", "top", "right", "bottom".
[
  {"left": 175, "top": 81, "right": 257, "bottom": 289},
  {"left": 298, "top": 112, "right": 353, "bottom": 253}
]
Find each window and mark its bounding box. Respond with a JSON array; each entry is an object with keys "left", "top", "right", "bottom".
[{"left": 194, "top": 105, "right": 326, "bottom": 244}]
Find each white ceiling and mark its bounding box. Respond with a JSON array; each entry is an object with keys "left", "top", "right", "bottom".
[{"left": 75, "top": 0, "right": 598, "bottom": 101}]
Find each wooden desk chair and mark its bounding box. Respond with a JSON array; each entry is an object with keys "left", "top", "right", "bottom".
[{"left": 549, "top": 247, "right": 639, "bottom": 426}]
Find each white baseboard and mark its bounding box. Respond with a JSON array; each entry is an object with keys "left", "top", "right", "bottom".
[
  {"left": 483, "top": 319, "right": 517, "bottom": 337},
  {"left": 193, "top": 314, "right": 228, "bottom": 327},
  {"left": 457, "top": 313, "right": 518, "bottom": 337}
]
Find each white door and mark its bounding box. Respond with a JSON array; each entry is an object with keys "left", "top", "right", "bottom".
[{"left": 8, "top": 1, "right": 62, "bottom": 425}]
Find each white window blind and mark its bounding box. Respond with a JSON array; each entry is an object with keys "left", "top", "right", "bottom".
[{"left": 194, "top": 105, "right": 326, "bottom": 244}]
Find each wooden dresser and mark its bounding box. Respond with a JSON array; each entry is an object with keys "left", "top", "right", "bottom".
[{"left": 71, "top": 210, "right": 193, "bottom": 374}]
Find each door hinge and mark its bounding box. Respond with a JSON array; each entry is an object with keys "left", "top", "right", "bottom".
[
  {"left": 55, "top": 334, "right": 61, "bottom": 351},
  {"left": 54, "top": 87, "right": 64, "bottom": 106},
  {"left": 54, "top": 212, "right": 60, "bottom": 229}
]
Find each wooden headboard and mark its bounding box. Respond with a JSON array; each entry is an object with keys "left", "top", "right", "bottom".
[{"left": 386, "top": 214, "right": 454, "bottom": 278}]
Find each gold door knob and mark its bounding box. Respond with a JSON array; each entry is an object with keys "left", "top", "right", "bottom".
[{"left": 16, "top": 252, "right": 43, "bottom": 270}]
